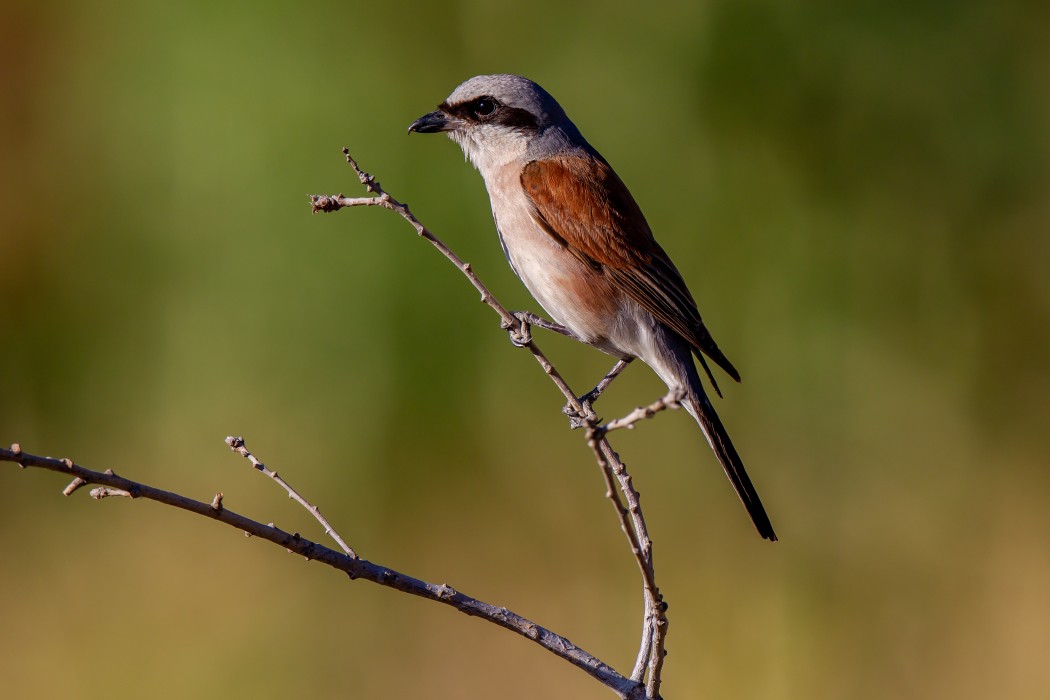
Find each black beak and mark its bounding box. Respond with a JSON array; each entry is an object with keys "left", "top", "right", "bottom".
[{"left": 408, "top": 110, "right": 455, "bottom": 134}]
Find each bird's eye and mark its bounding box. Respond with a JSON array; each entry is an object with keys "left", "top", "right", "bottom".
[{"left": 471, "top": 98, "right": 497, "bottom": 118}]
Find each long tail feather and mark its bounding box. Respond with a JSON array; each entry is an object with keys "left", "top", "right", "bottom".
[{"left": 684, "top": 388, "right": 777, "bottom": 541}]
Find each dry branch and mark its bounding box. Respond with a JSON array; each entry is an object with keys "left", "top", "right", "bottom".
[
  {"left": 0, "top": 442, "right": 646, "bottom": 700},
  {"left": 311, "top": 150, "right": 669, "bottom": 697},
  {"left": 225, "top": 436, "right": 357, "bottom": 558},
  {"left": 1, "top": 148, "right": 689, "bottom": 700}
]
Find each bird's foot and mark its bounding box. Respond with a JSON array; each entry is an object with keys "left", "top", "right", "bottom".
[
  {"left": 503, "top": 310, "right": 575, "bottom": 347},
  {"left": 501, "top": 312, "right": 533, "bottom": 347},
  {"left": 563, "top": 396, "right": 600, "bottom": 430}
]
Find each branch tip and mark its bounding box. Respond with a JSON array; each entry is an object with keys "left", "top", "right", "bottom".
[
  {"left": 63, "top": 477, "right": 88, "bottom": 496},
  {"left": 309, "top": 193, "right": 354, "bottom": 214}
]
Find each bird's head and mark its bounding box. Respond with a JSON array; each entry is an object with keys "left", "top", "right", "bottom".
[{"left": 408, "top": 74, "right": 585, "bottom": 173}]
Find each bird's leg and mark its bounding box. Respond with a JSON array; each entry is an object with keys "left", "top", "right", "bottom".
[
  {"left": 564, "top": 357, "right": 635, "bottom": 430},
  {"left": 581, "top": 357, "right": 633, "bottom": 405}
]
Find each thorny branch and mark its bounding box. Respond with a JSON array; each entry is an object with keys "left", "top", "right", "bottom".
[{"left": 311, "top": 150, "right": 673, "bottom": 697}]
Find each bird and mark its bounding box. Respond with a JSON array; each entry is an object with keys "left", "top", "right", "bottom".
[{"left": 408, "top": 74, "right": 776, "bottom": 541}]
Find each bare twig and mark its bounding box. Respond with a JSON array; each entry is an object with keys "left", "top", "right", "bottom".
[
  {"left": 595, "top": 437, "right": 668, "bottom": 698},
  {"left": 583, "top": 435, "right": 655, "bottom": 596},
  {"left": 647, "top": 605, "right": 669, "bottom": 700},
  {"left": 310, "top": 150, "right": 586, "bottom": 410},
  {"left": 4, "top": 149, "right": 681, "bottom": 699},
  {"left": 0, "top": 443, "right": 648, "bottom": 700},
  {"left": 224, "top": 436, "right": 357, "bottom": 559},
  {"left": 595, "top": 389, "right": 685, "bottom": 438},
  {"left": 632, "top": 590, "right": 656, "bottom": 681},
  {"left": 62, "top": 476, "right": 88, "bottom": 496},
  {"left": 311, "top": 151, "right": 669, "bottom": 695},
  {"left": 583, "top": 430, "right": 662, "bottom": 684}
]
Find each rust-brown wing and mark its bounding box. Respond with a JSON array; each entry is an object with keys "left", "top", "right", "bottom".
[{"left": 521, "top": 155, "right": 740, "bottom": 388}]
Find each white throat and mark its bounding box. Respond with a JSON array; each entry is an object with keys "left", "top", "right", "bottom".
[{"left": 448, "top": 127, "right": 530, "bottom": 182}]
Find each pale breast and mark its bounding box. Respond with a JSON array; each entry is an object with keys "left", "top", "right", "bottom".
[{"left": 483, "top": 162, "right": 626, "bottom": 350}]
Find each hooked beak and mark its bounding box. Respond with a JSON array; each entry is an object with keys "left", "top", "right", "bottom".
[{"left": 407, "top": 109, "right": 458, "bottom": 134}]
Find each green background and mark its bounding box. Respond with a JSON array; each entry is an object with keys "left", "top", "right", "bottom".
[{"left": 2, "top": 0, "right": 1048, "bottom": 698}]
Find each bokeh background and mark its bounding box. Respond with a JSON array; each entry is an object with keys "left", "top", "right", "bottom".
[{"left": 2, "top": 0, "right": 1048, "bottom": 698}]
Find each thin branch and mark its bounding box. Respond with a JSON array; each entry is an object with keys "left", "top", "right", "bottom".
[
  {"left": 647, "top": 606, "right": 669, "bottom": 700},
  {"left": 585, "top": 434, "right": 660, "bottom": 605},
  {"left": 594, "top": 389, "right": 685, "bottom": 438},
  {"left": 311, "top": 150, "right": 586, "bottom": 410},
  {"left": 632, "top": 590, "right": 656, "bottom": 681},
  {"left": 8, "top": 150, "right": 677, "bottom": 699},
  {"left": 584, "top": 430, "right": 660, "bottom": 685},
  {"left": 224, "top": 436, "right": 357, "bottom": 559},
  {"left": 311, "top": 150, "right": 669, "bottom": 695},
  {"left": 1, "top": 443, "right": 647, "bottom": 700},
  {"left": 62, "top": 476, "right": 88, "bottom": 496}
]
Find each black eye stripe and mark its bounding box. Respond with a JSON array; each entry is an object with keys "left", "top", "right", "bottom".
[
  {"left": 438, "top": 98, "right": 539, "bottom": 132},
  {"left": 494, "top": 106, "right": 538, "bottom": 131}
]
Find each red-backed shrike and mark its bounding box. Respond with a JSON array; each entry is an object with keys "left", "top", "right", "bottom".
[{"left": 409, "top": 74, "right": 776, "bottom": 541}]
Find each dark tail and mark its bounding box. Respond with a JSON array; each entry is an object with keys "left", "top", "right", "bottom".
[{"left": 684, "top": 387, "right": 777, "bottom": 541}]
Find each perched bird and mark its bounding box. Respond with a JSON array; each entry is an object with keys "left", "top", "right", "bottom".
[{"left": 409, "top": 74, "right": 776, "bottom": 541}]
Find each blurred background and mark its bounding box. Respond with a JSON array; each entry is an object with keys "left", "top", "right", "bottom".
[{"left": 2, "top": 0, "right": 1048, "bottom": 698}]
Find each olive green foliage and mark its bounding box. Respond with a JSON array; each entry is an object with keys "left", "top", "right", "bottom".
[{"left": 1, "top": 0, "right": 1047, "bottom": 698}]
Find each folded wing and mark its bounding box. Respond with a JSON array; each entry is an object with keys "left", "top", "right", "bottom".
[{"left": 520, "top": 154, "right": 740, "bottom": 393}]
